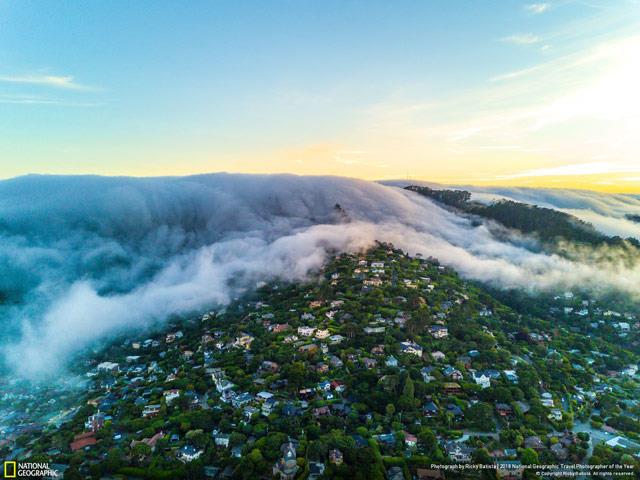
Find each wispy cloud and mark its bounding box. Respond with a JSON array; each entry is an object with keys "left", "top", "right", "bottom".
[
  {"left": 499, "top": 161, "right": 640, "bottom": 179},
  {"left": 525, "top": 3, "right": 551, "bottom": 14},
  {"left": 501, "top": 33, "right": 541, "bottom": 45},
  {"left": 0, "top": 94, "right": 101, "bottom": 107},
  {"left": 0, "top": 74, "right": 91, "bottom": 90}
]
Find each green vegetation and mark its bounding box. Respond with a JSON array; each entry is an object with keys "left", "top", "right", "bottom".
[{"left": 1, "top": 243, "right": 638, "bottom": 479}]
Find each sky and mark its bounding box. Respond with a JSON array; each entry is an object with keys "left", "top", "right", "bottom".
[{"left": 0, "top": 0, "right": 639, "bottom": 192}]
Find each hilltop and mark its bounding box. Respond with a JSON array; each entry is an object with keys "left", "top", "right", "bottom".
[{"left": 405, "top": 185, "right": 640, "bottom": 250}]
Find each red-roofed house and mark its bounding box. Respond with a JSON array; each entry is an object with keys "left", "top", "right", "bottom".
[{"left": 70, "top": 431, "right": 97, "bottom": 451}]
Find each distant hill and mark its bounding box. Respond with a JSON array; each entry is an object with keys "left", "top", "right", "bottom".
[{"left": 405, "top": 185, "right": 640, "bottom": 249}]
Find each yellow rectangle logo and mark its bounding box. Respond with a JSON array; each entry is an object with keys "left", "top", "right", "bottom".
[{"left": 4, "top": 461, "right": 17, "bottom": 478}]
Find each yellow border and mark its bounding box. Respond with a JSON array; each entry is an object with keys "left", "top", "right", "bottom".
[{"left": 4, "top": 461, "right": 17, "bottom": 478}]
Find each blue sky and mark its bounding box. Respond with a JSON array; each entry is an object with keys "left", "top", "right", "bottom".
[{"left": 1, "top": 1, "right": 639, "bottom": 191}]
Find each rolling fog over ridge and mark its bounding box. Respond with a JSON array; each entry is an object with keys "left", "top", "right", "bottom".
[
  {"left": 1, "top": 173, "right": 639, "bottom": 380},
  {"left": 381, "top": 179, "right": 640, "bottom": 240}
]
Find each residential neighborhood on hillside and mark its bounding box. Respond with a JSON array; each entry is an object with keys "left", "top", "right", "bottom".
[{"left": 1, "top": 244, "right": 638, "bottom": 479}]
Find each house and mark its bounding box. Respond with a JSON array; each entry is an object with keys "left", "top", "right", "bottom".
[
  {"left": 178, "top": 445, "right": 203, "bottom": 462},
  {"left": 443, "top": 441, "right": 473, "bottom": 462},
  {"left": 213, "top": 432, "right": 230, "bottom": 448},
  {"left": 262, "top": 397, "right": 279, "bottom": 416},
  {"left": 272, "top": 323, "right": 290, "bottom": 333},
  {"left": 495, "top": 403, "right": 513, "bottom": 417},
  {"left": 548, "top": 409, "right": 562, "bottom": 421},
  {"left": 256, "top": 391, "right": 275, "bottom": 402},
  {"left": 443, "top": 365, "right": 463, "bottom": 381},
  {"left": 423, "top": 400, "right": 439, "bottom": 417},
  {"left": 478, "top": 369, "right": 501, "bottom": 380},
  {"left": 243, "top": 406, "right": 259, "bottom": 420},
  {"left": 503, "top": 370, "right": 519, "bottom": 384},
  {"left": 375, "top": 433, "right": 396, "bottom": 447},
  {"left": 429, "top": 325, "right": 449, "bottom": 338},
  {"left": 443, "top": 382, "right": 462, "bottom": 395},
  {"left": 364, "top": 326, "right": 385, "bottom": 334},
  {"left": 524, "top": 436, "right": 545, "bottom": 450},
  {"left": 446, "top": 403, "right": 464, "bottom": 420},
  {"left": 550, "top": 443, "right": 568, "bottom": 460},
  {"left": 130, "top": 431, "right": 165, "bottom": 452},
  {"left": 298, "top": 344, "right": 319, "bottom": 354},
  {"left": 431, "top": 351, "right": 446, "bottom": 361},
  {"left": 313, "top": 406, "right": 330, "bottom": 417},
  {"left": 329, "top": 334, "right": 345, "bottom": 344},
  {"left": 386, "top": 355, "right": 399, "bottom": 368},
  {"left": 315, "top": 329, "right": 330, "bottom": 339},
  {"left": 315, "top": 362, "right": 329, "bottom": 374},
  {"left": 297, "top": 326, "right": 316, "bottom": 337},
  {"left": 400, "top": 341, "right": 423, "bottom": 357},
  {"left": 421, "top": 366, "right": 436, "bottom": 383},
  {"left": 308, "top": 462, "right": 326, "bottom": 480},
  {"left": 403, "top": 431, "right": 418, "bottom": 448},
  {"left": 84, "top": 412, "right": 105, "bottom": 432},
  {"left": 232, "top": 392, "right": 253, "bottom": 408},
  {"left": 329, "top": 355, "right": 343, "bottom": 367},
  {"left": 472, "top": 371, "right": 491, "bottom": 389},
  {"left": 362, "top": 357, "right": 377, "bottom": 369},
  {"left": 330, "top": 380, "right": 346, "bottom": 393},
  {"left": 329, "top": 449, "right": 343, "bottom": 465},
  {"left": 273, "top": 442, "right": 299, "bottom": 480},
  {"left": 70, "top": 432, "right": 97, "bottom": 451},
  {"left": 203, "top": 466, "right": 221, "bottom": 478},
  {"left": 261, "top": 360, "right": 280, "bottom": 373},
  {"left": 234, "top": 334, "right": 254, "bottom": 350},
  {"left": 96, "top": 361, "right": 119, "bottom": 373},
  {"left": 216, "top": 378, "right": 236, "bottom": 394},
  {"left": 163, "top": 389, "right": 181, "bottom": 405},
  {"left": 541, "top": 392, "right": 555, "bottom": 407},
  {"left": 142, "top": 404, "right": 161, "bottom": 418}
]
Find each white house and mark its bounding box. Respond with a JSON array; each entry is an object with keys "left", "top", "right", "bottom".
[
  {"left": 298, "top": 326, "right": 316, "bottom": 337},
  {"left": 163, "top": 389, "right": 181, "bottom": 405},
  {"left": 472, "top": 372, "right": 491, "bottom": 389},
  {"left": 400, "top": 341, "right": 423, "bottom": 357},
  {"left": 97, "top": 362, "right": 119, "bottom": 373},
  {"left": 315, "top": 329, "right": 330, "bottom": 339},
  {"left": 179, "top": 445, "right": 203, "bottom": 462}
]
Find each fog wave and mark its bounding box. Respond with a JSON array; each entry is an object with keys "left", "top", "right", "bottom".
[{"left": 1, "top": 173, "right": 638, "bottom": 378}]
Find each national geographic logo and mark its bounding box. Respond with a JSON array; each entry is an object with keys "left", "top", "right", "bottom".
[
  {"left": 3, "top": 461, "right": 58, "bottom": 478},
  {"left": 3, "top": 461, "right": 16, "bottom": 478}
]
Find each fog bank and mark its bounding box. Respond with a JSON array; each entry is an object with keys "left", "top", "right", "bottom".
[{"left": 1, "top": 173, "right": 638, "bottom": 378}]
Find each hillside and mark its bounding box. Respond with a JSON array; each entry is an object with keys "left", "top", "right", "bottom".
[
  {"left": 405, "top": 185, "right": 640, "bottom": 249},
  {"left": 1, "top": 244, "right": 638, "bottom": 479}
]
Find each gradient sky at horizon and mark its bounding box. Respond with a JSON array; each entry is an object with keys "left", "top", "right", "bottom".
[{"left": 0, "top": 0, "right": 639, "bottom": 192}]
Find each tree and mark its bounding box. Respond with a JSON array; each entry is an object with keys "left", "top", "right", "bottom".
[
  {"left": 132, "top": 442, "right": 152, "bottom": 464},
  {"left": 385, "top": 403, "right": 396, "bottom": 419},
  {"left": 473, "top": 448, "right": 493, "bottom": 464},
  {"left": 63, "top": 466, "right": 83, "bottom": 480},
  {"left": 402, "top": 376, "right": 415, "bottom": 399},
  {"left": 521, "top": 448, "right": 539, "bottom": 465},
  {"left": 418, "top": 428, "right": 439, "bottom": 457},
  {"left": 466, "top": 402, "right": 495, "bottom": 430}
]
